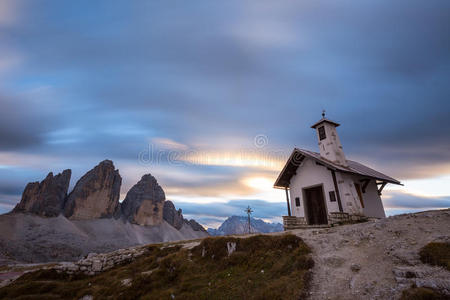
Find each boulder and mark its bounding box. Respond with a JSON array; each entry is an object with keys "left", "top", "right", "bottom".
[
  {"left": 121, "top": 174, "right": 165, "bottom": 226},
  {"left": 163, "top": 200, "right": 185, "bottom": 230},
  {"left": 13, "top": 169, "right": 71, "bottom": 217},
  {"left": 64, "top": 160, "right": 121, "bottom": 220}
]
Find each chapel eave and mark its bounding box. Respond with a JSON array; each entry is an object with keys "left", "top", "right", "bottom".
[{"left": 273, "top": 148, "right": 402, "bottom": 189}]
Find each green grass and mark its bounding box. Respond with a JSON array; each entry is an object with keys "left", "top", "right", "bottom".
[
  {"left": 400, "top": 287, "right": 449, "bottom": 300},
  {"left": 419, "top": 242, "right": 450, "bottom": 271},
  {"left": 0, "top": 234, "right": 313, "bottom": 300}
]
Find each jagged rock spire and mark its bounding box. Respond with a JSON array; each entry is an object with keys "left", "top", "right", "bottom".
[
  {"left": 13, "top": 169, "right": 71, "bottom": 217},
  {"left": 121, "top": 174, "right": 165, "bottom": 226},
  {"left": 64, "top": 160, "right": 121, "bottom": 220}
]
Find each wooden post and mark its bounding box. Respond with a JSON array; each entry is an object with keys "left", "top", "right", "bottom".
[
  {"left": 285, "top": 187, "right": 291, "bottom": 217},
  {"left": 360, "top": 179, "right": 370, "bottom": 193},
  {"left": 330, "top": 169, "right": 343, "bottom": 213},
  {"left": 378, "top": 182, "right": 387, "bottom": 195}
]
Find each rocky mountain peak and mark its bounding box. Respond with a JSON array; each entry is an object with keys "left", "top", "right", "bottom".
[
  {"left": 10, "top": 160, "right": 206, "bottom": 233},
  {"left": 207, "top": 215, "right": 283, "bottom": 236},
  {"left": 121, "top": 174, "right": 165, "bottom": 226},
  {"left": 13, "top": 169, "right": 71, "bottom": 217},
  {"left": 98, "top": 159, "right": 114, "bottom": 167},
  {"left": 162, "top": 200, "right": 207, "bottom": 232},
  {"left": 64, "top": 160, "right": 121, "bottom": 220},
  {"left": 163, "top": 200, "right": 184, "bottom": 230},
  {"left": 186, "top": 219, "right": 207, "bottom": 232}
]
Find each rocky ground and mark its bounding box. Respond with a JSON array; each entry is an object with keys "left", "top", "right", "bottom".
[
  {"left": 0, "top": 209, "right": 449, "bottom": 299},
  {"left": 292, "top": 209, "right": 450, "bottom": 299}
]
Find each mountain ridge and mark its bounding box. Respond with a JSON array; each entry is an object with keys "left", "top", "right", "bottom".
[
  {"left": 10, "top": 160, "right": 205, "bottom": 233},
  {"left": 1, "top": 160, "right": 208, "bottom": 263},
  {"left": 207, "top": 215, "right": 283, "bottom": 236}
]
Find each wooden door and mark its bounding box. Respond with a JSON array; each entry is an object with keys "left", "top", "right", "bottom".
[{"left": 304, "top": 186, "right": 328, "bottom": 225}]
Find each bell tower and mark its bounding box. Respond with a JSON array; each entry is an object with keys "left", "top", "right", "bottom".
[{"left": 311, "top": 111, "right": 347, "bottom": 166}]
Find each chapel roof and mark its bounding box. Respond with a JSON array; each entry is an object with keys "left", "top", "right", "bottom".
[{"left": 273, "top": 148, "right": 402, "bottom": 188}]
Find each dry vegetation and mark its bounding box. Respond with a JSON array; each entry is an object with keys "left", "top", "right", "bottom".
[
  {"left": 400, "top": 287, "right": 448, "bottom": 300},
  {"left": 0, "top": 234, "right": 313, "bottom": 300},
  {"left": 419, "top": 242, "right": 450, "bottom": 271}
]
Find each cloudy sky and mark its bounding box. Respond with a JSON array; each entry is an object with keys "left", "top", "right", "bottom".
[{"left": 0, "top": 0, "right": 449, "bottom": 228}]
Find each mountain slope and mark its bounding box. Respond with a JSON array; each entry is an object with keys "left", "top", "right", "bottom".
[
  {"left": 0, "top": 213, "right": 207, "bottom": 264},
  {"left": 207, "top": 216, "right": 283, "bottom": 236}
]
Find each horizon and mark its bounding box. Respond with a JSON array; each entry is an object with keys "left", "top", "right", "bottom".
[{"left": 1, "top": 0, "right": 449, "bottom": 228}]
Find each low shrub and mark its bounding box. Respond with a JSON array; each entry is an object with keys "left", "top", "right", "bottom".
[{"left": 419, "top": 242, "right": 450, "bottom": 271}]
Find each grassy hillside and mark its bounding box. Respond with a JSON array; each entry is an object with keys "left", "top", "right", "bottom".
[{"left": 0, "top": 234, "right": 313, "bottom": 300}]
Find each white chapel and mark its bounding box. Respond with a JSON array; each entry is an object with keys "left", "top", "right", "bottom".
[{"left": 274, "top": 113, "right": 402, "bottom": 229}]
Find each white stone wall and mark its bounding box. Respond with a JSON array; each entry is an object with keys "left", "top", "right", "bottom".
[
  {"left": 338, "top": 173, "right": 364, "bottom": 215},
  {"left": 55, "top": 245, "right": 149, "bottom": 275},
  {"left": 316, "top": 122, "right": 347, "bottom": 166},
  {"left": 338, "top": 174, "right": 385, "bottom": 218},
  {"left": 362, "top": 179, "right": 386, "bottom": 218},
  {"left": 288, "top": 158, "right": 339, "bottom": 218}
]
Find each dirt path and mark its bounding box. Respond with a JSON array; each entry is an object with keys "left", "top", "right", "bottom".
[{"left": 290, "top": 209, "right": 450, "bottom": 299}]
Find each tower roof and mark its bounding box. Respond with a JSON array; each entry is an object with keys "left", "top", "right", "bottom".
[
  {"left": 311, "top": 110, "right": 340, "bottom": 128},
  {"left": 310, "top": 117, "right": 340, "bottom": 129}
]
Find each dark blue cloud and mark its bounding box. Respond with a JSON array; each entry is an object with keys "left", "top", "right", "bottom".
[
  {"left": 3, "top": 0, "right": 449, "bottom": 160},
  {"left": 0, "top": 0, "right": 449, "bottom": 217},
  {"left": 384, "top": 192, "right": 450, "bottom": 210}
]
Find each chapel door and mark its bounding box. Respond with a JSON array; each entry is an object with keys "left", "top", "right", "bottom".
[{"left": 304, "top": 186, "right": 328, "bottom": 225}]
